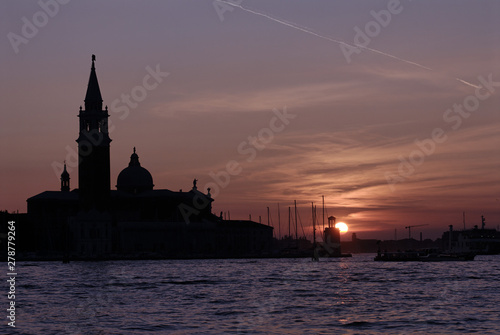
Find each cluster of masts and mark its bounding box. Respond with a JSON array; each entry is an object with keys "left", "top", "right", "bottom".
[{"left": 221, "top": 196, "right": 340, "bottom": 243}]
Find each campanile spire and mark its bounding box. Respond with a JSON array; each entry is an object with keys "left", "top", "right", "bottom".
[{"left": 84, "top": 54, "right": 103, "bottom": 111}]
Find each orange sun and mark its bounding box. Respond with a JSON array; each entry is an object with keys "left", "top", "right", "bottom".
[{"left": 335, "top": 222, "right": 348, "bottom": 233}]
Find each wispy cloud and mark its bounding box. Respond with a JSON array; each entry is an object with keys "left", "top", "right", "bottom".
[{"left": 206, "top": 120, "right": 500, "bottom": 235}]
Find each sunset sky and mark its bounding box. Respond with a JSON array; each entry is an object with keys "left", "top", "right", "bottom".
[{"left": 1, "top": 0, "right": 499, "bottom": 240}]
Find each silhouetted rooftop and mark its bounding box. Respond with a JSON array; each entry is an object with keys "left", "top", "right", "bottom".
[
  {"left": 27, "top": 190, "right": 78, "bottom": 201},
  {"left": 220, "top": 220, "right": 274, "bottom": 230}
]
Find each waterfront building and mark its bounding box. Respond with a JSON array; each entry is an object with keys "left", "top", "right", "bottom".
[{"left": 25, "top": 56, "right": 273, "bottom": 260}]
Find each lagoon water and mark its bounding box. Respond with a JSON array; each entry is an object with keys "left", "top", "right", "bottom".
[{"left": 11, "top": 255, "right": 500, "bottom": 334}]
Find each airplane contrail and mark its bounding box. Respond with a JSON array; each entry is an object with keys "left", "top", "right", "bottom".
[
  {"left": 455, "top": 78, "right": 481, "bottom": 89},
  {"left": 216, "top": 0, "right": 481, "bottom": 89}
]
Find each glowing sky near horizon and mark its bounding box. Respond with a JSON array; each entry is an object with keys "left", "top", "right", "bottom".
[{"left": 1, "top": 0, "right": 499, "bottom": 240}]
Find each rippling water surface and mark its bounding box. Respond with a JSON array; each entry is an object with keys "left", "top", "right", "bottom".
[{"left": 10, "top": 255, "right": 500, "bottom": 334}]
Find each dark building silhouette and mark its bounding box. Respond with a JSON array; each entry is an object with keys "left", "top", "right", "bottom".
[{"left": 25, "top": 56, "right": 273, "bottom": 260}]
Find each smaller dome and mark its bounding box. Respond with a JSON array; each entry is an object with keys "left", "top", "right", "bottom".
[{"left": 116, "top": 148, "right": 154, "bottom": 193}]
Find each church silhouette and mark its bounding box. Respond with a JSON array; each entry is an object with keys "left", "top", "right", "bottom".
[{"left": 26, "top": 56, "right": 273, "bottom": 260}]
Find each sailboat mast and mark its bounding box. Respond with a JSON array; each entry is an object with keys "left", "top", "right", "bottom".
[
  {"left": 294, "top": 200, "right": 298, "bottom": 242},
  {"left": 267, "top": 207, "right": 270, "bottom": 226},
  {"left": 312, "top": 202, "right": 316, "bottom": 245},
  {"left": 322, "top": 195, "right": 325, "bottom": 231},
  {"left": 277, "top": 203, "right": 281, "bottom": 239},
  {"left": 288, "top": 207, "right": 291, "bottom": 238}
]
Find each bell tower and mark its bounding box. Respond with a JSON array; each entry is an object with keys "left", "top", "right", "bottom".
[
  {"left": 60, "top": 162, "right": 70, "bottom": 192},
  {"left": 76, "top": 55, "right": 111, "bottom": 210}
]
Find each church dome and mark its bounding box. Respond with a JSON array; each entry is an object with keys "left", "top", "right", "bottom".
[{"left": 116, "top": 148, "right": 154, "bottom": 193}]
